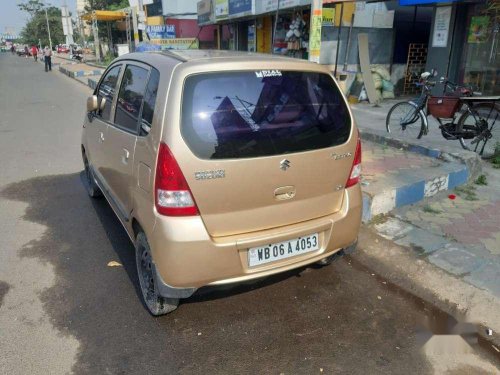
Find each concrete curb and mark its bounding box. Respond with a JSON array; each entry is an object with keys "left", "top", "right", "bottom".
[
  {"left": 361, "top": 166, "right": 469, "bottom": 222},
  {"left": 59, "top": 65, "right": 103, "bottom": 79},
  {"left": 360, "top": 129, "right": 480, "bottom": 223},
  {"left": 359, "top": 129, "right": 483, "bottom": 179},
  {"left": 87, "top": 76, "right": 99, "bottom": 90}
]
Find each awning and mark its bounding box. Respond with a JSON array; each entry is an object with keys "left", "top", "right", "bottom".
[{"left": 80, "top": 10, "right": 128, "bottom": 22}]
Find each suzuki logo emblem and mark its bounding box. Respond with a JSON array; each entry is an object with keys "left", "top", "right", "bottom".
[{"left": 280, "top": 159, "right": 291, "bottom": 171}]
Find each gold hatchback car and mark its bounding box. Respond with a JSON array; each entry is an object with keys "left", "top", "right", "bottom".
[{"left": 81, "top": 50, "right": 362, "bottom": 315}]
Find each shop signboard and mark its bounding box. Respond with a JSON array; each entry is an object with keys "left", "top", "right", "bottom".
[
  {"left": 146, "top": 25, "right": 176, "bottom": 40},
  {"left": 399, "top": 0, "right": 457, "bottom": 5},
  {"left": 322, "top": 8, "right": 335, "bottom": 27},
  {"left": 432, "top": 6, "right": 451, "bottom": 48},
  {"left": 468, "top": 16, "right": 489, "bottom": 44},
  {"left": 128, "top": 0, "right": 153, "bottom": 6},
  {"left": 216, "top": 0, "right": 229, "bottom": 20},
  {"left": 150, "top": 38, "right": 199, "bottom": 50},
  {"left": 255, "top": 0, "right": 309, "bottom": 15},
  {"left": 198, "top": 0, "right": 214, "bottom": 25},
  {"left": 228, "top": 0, "right": 254, "bottom": 18}
]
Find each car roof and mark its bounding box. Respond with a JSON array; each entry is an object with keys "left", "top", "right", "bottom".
[{"left": 116, "top": 50, "right": 309, "bottom": 66}]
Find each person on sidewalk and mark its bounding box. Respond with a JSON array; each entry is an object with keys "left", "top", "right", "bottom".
[
  {"left": 43, "top": 46, "right": 52, "bottom": 72},
  {"left": 24, "top": 46, "right": 29, "bottom": 59},
  {"left": 31, "top": 45, "right": 38, "bottom": 62}
]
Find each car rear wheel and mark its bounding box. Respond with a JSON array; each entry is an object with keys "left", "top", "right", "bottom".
[
  {"left": 317, "top": 250, "right": 344, "bottom": 266},
  {"left": 135, "top": 232, "right": 179, "bottom": 316},
  {"left": 82, "top": 152, "right": 102, "bottom": 198}
]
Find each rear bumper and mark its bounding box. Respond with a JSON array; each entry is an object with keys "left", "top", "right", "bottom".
[{"left": 149, "top": 185, "right": 362, "bottom": 298}]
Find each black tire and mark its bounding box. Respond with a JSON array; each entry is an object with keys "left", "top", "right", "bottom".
[
  {"left": 135, "top": 232, "right": 179, "bottom": 316},
  {"left": 386, "top": 101, "right": 425, "bottom": 139},
  {"left": 317, "top": 250, "right": 344, "bottom": 266},
  {"left": 457, "top": 103, "right": 500, "bottom": 159},
  {"left": 82, "top": 152, "right": 102, "bottom": 198}
]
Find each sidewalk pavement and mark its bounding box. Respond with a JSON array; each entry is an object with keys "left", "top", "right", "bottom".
[
  {"left": 375, "top": 162, "right": 500, "bottom": 298},
  {"left": 351, "top": 100, "right": 500, "bottom": 348}
]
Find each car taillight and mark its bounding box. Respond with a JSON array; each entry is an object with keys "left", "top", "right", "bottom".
[
  {"left": 345, "top": 136, "right": 362, "bottom": 188},
  {"left": 155, "top": 143, "right": 199, "bottom": 216}
]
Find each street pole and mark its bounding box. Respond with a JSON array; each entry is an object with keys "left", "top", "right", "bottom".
[
  {"left": 272, "top": 0, "right": 280, "bottom": 54},
  {"left": 309, "top": 0, "right": 322, "bottom": 63},
  {"left": 132, "top": 7, "right": 139, "bottom": 47},
  {"left": 333, "top": 2, "right": 344, "bottom": 77},
  {"left": 44, "top": 6, "right": 53, "bottom": 50},
  {"left": 133, "top": 0, "right": 144, "bottom": 44}
]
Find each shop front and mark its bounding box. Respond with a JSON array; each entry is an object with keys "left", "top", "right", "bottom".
[
  {"left": 212, "top": 0, "right": 312, "bottom": 56},
  {"left": 459, "top": 1, "right": 499, "bottom": 95},
  {"left": 255, "top": 0, "right": 311, "bottom": 58},
  {"left": 421, "top": 0, "right": 499, "bottom": 95}
]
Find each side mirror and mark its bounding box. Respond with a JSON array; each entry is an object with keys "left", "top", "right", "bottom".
[{"left": 87, "top": 95, "right": 98, "bottom": 112}]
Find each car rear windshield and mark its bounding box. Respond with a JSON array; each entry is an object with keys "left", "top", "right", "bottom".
[{"left": 181, "top": 70, "right": 351, "bottom": 159}]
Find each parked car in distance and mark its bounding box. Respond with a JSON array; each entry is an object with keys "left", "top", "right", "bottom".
[
  {"left": 81, "top": 50, "right": 362, "bottom": 316},
  {"left": 57, "top": 44, "right": 70, "bottom": 53},
  {"left": 16, "top": 47, "right": 30, "bottom": 56}
]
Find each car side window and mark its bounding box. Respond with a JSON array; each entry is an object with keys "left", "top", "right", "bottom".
[
  {"left": 97, "top": 65, "right": 121, "bottom": 122},
  {"left": 139, "top": 68, "right": 160, "bottom": 136},
  {"left": 114, "top": 65, "right": 149, "bottom": 133}
]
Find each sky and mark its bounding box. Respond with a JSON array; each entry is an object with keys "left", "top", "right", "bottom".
[{"left": 0, "top": 0, "right": 76, "bottom": 35}]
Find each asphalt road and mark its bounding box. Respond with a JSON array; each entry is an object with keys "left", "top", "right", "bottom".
[{"left": 0, "top": 53, "right": 498, "bottom": 374}]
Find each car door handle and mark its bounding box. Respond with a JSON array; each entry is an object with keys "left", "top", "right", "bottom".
[
  {"left": 99, "top": 132, "right": 105, "bottom": 143},
  {"left": 122, "top": 148, "right": 130, "bottom": 164}
]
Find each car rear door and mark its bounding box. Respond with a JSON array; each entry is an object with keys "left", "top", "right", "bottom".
[
  {"left": 174, "top": 69, "right": 355, "bottom": 237},
  {"left": 101, "top": 62, "right": 151, "bottom": 220}
]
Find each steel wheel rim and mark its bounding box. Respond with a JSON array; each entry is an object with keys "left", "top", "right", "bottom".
[
  {"left": 83, "top": 156, "right": 93, "bottom": 187},
  {"left": 138, "top": 244, "right": 157, "bottom": 306}
]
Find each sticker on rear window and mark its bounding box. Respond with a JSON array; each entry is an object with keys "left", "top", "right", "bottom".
[{"left": 255, "top": 70, "right": 282, "bottom": 78}]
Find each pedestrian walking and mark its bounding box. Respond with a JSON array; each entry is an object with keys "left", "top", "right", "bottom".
[
  {"left": 31, "top": 45, "right": 38, "bottom": 62},
  {"left": 10, "top": 45, "right": 15, "bottom": 54},
  {"left": 43, "top": 46, "right": 52, "bottom": 72},
  {"left": 24, "top": 46, "right": 29, "bottom": 59}
]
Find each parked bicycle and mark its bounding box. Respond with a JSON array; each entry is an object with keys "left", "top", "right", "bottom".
[{"left": 386, "top": 70, "right": 500, "bottom": 158}]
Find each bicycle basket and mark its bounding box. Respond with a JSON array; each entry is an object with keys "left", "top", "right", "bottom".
[{"left": 428, "top": 97, "right": 461, "bottom": 118}]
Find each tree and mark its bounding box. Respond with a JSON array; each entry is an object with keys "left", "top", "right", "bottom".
[
  {"left": 17, "top": 0, "right": 44, "bottom": 18},
  {"left": 84, "top": 0, "right": 128, "bottom": 12},
  {"left": 19, "top": 5, "right": 65, "bottom": 47}
]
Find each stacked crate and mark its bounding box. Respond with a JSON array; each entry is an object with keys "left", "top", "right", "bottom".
[{"left": 404, "top": 43, "right": 428, "bottom": 95}]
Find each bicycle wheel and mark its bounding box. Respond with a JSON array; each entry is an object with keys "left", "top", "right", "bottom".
[
  {"left": 457, "top": 103, "right": 500, "bottom": 158},
  {"left": 386, "top": 101, "right": 425, "bottom": 139}
]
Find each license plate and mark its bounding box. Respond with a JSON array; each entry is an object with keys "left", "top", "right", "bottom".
[{"left": 248, "top": 233, "right": 319, "bottom": 267}]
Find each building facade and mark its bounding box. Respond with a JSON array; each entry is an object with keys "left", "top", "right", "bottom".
[
  {"left": 76, "top": 0, "right": 92, "bottom": 37},
  {"left": 420, "top": 0, "right": 499, "bottom": 95},
  {"left": 194, "top": 0, "right": 498, "bottom": 96}
]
